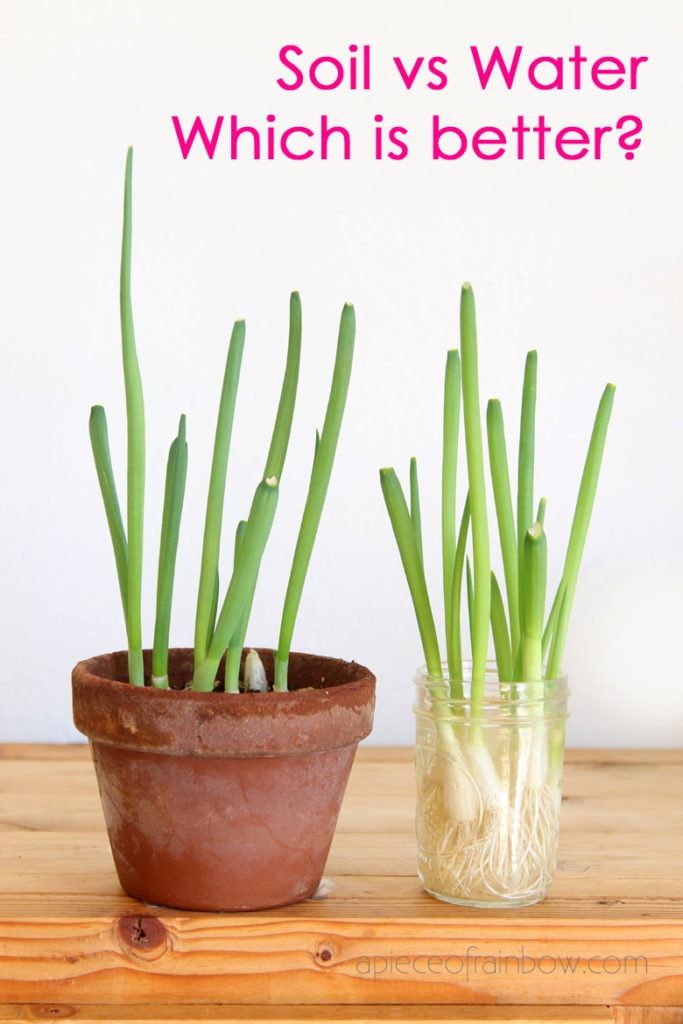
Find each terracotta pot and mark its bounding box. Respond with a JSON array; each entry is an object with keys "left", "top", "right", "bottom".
[{"left": 72, "top": 647, "right": 375, "bottom": 912}]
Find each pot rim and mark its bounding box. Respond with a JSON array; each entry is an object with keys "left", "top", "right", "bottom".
[{"left": 72, "top": 647, "right": 376, "bottom": 758}]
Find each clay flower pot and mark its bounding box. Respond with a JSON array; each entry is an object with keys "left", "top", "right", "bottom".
[{"left": 72, "top": 647, "right": 375, "bottom": 911}]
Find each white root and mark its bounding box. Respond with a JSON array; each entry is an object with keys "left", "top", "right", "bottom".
[{"left": 418, "top": 729, "right": 561, "bottom": 905}]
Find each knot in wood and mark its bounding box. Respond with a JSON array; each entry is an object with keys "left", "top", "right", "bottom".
[
  {"left": 30, "top": 1007, "right": 76, "bottom": 1020},
  {"left": 117, "top": 914, "right": 168, "bottom": 957},
  {"left": 316, "top": 941, "right": 335, "bottom": 964}
]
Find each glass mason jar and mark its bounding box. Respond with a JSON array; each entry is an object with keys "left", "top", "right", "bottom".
[{"left": 413, "top": 662, "right": 569, "bottom": 908}]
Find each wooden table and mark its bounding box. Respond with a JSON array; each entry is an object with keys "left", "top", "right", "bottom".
[{"left": 0, "top": 745, "right": 681, "bottom": 1023}]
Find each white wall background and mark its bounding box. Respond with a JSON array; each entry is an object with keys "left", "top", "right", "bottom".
[{"left": 1, "top": 0, "right": 681, "bottom": 746}]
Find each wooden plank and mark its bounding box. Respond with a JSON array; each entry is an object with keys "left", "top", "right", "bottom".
[
  {"left": 2, "top": 830, "right": 682, "bottom": 891},
  {"left": 1, "top": 913, "right": 680, "bottom": 1005},
  {"left": 0, "top": 746, "right": 681, "bottom": 1007},
  {"left": 0, "top": 744, "right": 91, "bottom": 761},
  {"left": 0, "top": 874, "right": 682, "bottom": 919},
  {"left": 560, "top": 750, "right": 683, "bottom": 766},
  {"left": 613, "top": 1011, "right": 683, "bottom": 1024},
  {"left": 0, "top": 1005, "right": 616, "bottom": 1023}
]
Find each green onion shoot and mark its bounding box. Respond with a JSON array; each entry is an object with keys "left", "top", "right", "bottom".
[
  {"left": 379, "top": 281, "right": 615, "bottom": 900},
  {"left": 90, "top": 151, "right": 354, "bottom": 694}
]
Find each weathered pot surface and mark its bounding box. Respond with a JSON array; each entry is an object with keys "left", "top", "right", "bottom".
[{"left": 72, "top": 647, "right": 375, "bottom": 912}]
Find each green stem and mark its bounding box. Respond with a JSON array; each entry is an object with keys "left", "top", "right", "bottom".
[
  {"left": 546, "top": 384, "right": 615, "bottom": 679},
  {"left": 225, "top": 520, "right": 248, "bottom": 693},
  {"left": 152, "top": 416, "right": 188, "bottom": 687},
  {"left": 275, "top": 303, "right": 355, "bottom": 691},
  {"left": 517, "top": 350, "right": 537, "bottom": 644},
  {"left": 542, "top": 578, "right": 565, "bottom": 659},
  {"left": 490, "top": 570, "right": 513, "bottom": 683},
  {"left": 460, "top": 283, "right": 490, "bottom": 699},
  {"left": 89, "top": 405, "right": 128, "bottom": 622},
  {"left": 522, "top": 522, "right": 547, "bottom": 684},
  {"left": 409, "top": 456, "right": 423, "bottom": 564},
  {"left": 466, "top": 556, "right": 474, "bottom": 660},
  {"left": 537, "top": 496, "right": 547, "bottom": 526},
  {"left": 194, "top": 320, "right": 245, "bottom": 669},
  {"left": 207, "top": 569, "right": 219, "bottom": 656},
  {"left": 447, "top": 494, "right": 470, "bottom": 695},
  {"left": 442, "top": 350, "right": 461, "bottom": 677},
  {"left": 380, "top": 468, "right": 442, "bottom": 678},
  {"left": 225, "top": 293, "right": 303, "bottom": 692},
  {"left": 120, "top": 147, "right": 145, "bottom": 686},
  {"left": 486, "top": 398, "right": 520, "bottom": 663},
  {"left": 193, "top": 478, "right": 279, "bottom": 691},
  {"left": 264, "top": 291, "right": 302, "bottom": 479}
]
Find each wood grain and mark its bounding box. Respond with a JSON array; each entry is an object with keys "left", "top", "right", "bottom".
[
  {"left": 0, "top": 1004, "right": 618, "bottom": 1022},
  {"left": 0, "top": 745, "right": 681, "bottom": 1012}
]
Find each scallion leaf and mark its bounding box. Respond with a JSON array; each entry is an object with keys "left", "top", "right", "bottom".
[
  {"left": 274, "top": 303, "right": 355, "bottom": 690},
  {"left": 460, "top": 284, "right": 490, "bottom": 695},
  {"left": 152, "top": 415, "right": 188, "bottom": 687},
  {"left": 120, "top": 148, "right": 145, "bottom": 686}
]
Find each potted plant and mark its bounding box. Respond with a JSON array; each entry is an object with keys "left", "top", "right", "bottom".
[
  {"left": 72, "top": 150, "right": 375, "bottom": 912},
  {"left": 380, "top": 283, "right": 614, "bottom": 907}
]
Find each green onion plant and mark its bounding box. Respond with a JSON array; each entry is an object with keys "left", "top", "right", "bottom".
[
  {"left": 381, "top": 281, "right": 614, "bottom": 699},
  {"left": 380, "top": 282, "right": 615, "bottom": 892},
  {"left": 90, "top": 149, "right": 354, "bottom": 693}
]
